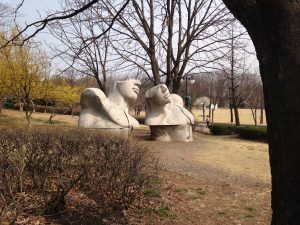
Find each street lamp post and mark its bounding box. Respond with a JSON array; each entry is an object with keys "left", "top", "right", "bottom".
[{"left": 182, "top": 74, "right": 195, "bottom": 109}]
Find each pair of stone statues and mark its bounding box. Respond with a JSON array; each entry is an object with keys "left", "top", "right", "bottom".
[{"left": 78, "top": 79, "right": 194, "bottom": 142}]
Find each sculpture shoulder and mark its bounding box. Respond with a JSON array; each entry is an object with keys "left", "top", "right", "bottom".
[
  {"left": 80, "top": 88, "right": 107, "bottom": 110},
  {"left": 128, "top": 115, "right": 139, "bottom": 127},
  {"left": 79, "top": 88, "right": 139, "bottom": 128},
  {"left": 172, "top": 104, "right": 194, "bottom": 123},
  {"left": 145, "top": 104, "right": 194, "bottom": 125}
]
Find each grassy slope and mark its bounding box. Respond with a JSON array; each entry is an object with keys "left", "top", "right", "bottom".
[
  {"left": 1, "top": 107, "right": 266, "bottom": 127},
  {"left": 1, "top": 109, "right": 78, "bottom": 127}
]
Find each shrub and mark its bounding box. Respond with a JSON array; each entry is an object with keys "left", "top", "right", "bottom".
[
  {"left": 3, "top": 102, "right": 14, "bottom": 109},
  {"left": 0, "top": 127, "right": 157, "bottom": 223},
  {"left": 235, "top": 126, "right": 268, "bottom": 141},
  {"left": 208, "top": 124, "right": 237, "bottom": 135},
  {"left": 208, "top": 123, "right": 268, "bottom": 141}
]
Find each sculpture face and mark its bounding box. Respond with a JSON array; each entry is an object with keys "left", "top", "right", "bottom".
[
  {"left": 117, "top": 79, "right": 141, "bottom": 102},
  {"left": 151, "top": 84, "right": 171, "bottom": 106}
]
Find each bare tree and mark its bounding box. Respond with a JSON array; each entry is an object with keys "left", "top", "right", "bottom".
[
  {"left": 1, "top": 0, "right": 130, "bottom": 48},
  {"left": 207, "top": 74, "right": 226, "bottom": 123},
  {"left": 102, "top": 0, "right": 231, "bottom": 91},
  {"left": 48, "top": 0, "right": 119, "bottom": 93},
  {"left": 0, "top": 2, "right": 13, "bottom": 28},
  {"left": 4, "top": 0, "right": 232, "bottom": 94},
  {"left": 216, "top": 21, "right": 253, "bottom": 125},
  {"left": 245, "top": 73, "right": 263, "bottom": 126},
  {"left": 162, "top": 0, "right": 231, "bottom": 93},
  {"left": 190, "top": 72, "right": 226, "bottom": 122}
]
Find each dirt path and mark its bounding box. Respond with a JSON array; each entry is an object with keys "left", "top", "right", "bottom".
[
  {"left": 131, "top": 127, "right": 272, "bottom": 225},
  {"left": 135, "top": 127, "right": 270, "bottom": 186}
]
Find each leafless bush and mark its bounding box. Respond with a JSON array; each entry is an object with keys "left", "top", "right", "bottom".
[
  {"left": 0, "top": 127, "right": 157, "bottom": 223},
  {"left": 82, "top": 135, "right": 157, "bottom": 209}
]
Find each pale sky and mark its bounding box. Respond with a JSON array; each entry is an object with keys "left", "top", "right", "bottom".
[
  {"left": 0, "top": 0, "right": 259, "bottom": 74},
  {"left": 2, "top": 0, "right": 61, "bottom": 40},
  {"left": 3, "top": 0, "right": 61, "bottom": 23},
  {"left": 1, "top": 0, "right": 65, "bottom": 69}
]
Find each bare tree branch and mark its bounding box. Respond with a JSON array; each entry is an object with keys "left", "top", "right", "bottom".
[{"left": 1, "top": 0, "right": 130, "bottom": 49}]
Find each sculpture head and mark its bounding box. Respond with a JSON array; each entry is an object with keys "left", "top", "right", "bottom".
[
  {"left": 113, "top": 79, "right": 141, "bottom": 104},
  {"left": 145, "top": 84, "right": 171, "bottom": 108}
]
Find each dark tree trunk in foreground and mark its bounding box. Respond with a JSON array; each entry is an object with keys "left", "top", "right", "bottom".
[{"left": 222, "top": 0, "right": 300, "bottom": 224}]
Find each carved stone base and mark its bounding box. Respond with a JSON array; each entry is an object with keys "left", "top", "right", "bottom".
[{"left": 149, "top": 124, "right": 193, "bottom": 142}]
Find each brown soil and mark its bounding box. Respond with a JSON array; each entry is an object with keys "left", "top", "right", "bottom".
[{"left": 127, "top": 127, "right": 271, "bottom": 225}]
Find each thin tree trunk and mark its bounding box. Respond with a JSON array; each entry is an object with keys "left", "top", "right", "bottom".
[
  {"left": 30, "top": 100, "right": 35, "bottom": 113},
  {"left": 251, "top": 108, "right": 257, "bottom": 126},
  {"left": 165, "top": 0, "right": 174, "bottom": 89},
  {"left": 171, "top": 67, "right": 181, "bottom": 93},
  {"left": 211, "top": 97, "right": 217, "bottom": 123},
  {"left": 19, "top": 101, "right": 23, "bottom": 111},
  {"left": 233, "top": 106, "right": 240, "bottom": 126},
  {"left": 208, "top": 98, "right": 212, "bottom": 119},
  {"left": 25, "top": 102, "right": 31, "bottom": 127},
  {"left": 254, "top": 109, "right": 257, "bottom": 126},
  {"left": 229, "top": 105, "right": 233, "bottom": 123},
  {"left": 260, "top": 99, "right": 264, "bottom": 124},
  {"left": 95, "top": 75, "right": 105, "bottom": 94},
  {"left": 202, "top": 104, "right": 205, "bottom": 121}
]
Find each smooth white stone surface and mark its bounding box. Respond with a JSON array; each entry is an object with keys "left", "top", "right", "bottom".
[
  {"left": 78, "top": 79, "right": 141, "bottom": 132},
  {"left": 144, "top": 84, "right": 194, "bottom": 142}
]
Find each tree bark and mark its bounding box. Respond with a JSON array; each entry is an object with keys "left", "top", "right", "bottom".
[
  {"left": 222, "top": 0, "right": 300, "bottom": 223},
  {"left": 171, "top": 67, "right": 181, "bottom": 93},
  {"left": 233, "top": 103, "right": 240, "bottom": 126},
  {"left": 229, "top": 104, "right": 233, "bottom": 123},
  {"left": 251, "top": 108, "right": 257, "bottom": 126},
  {"left": 260, "top": 98, "right": 264, "bottom": 124}
]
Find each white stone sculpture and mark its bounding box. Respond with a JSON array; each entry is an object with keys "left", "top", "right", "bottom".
[
  {"left": 78, "top": 79, "right": 141, "bottom": 135},
  {"left": 144, "top": 84, "right": 194, "bottom": 142}
]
